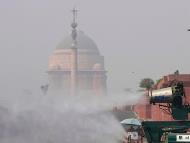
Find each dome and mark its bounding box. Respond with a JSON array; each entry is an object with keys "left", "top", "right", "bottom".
[
  {"left": 56, "top": 31, "right": 99, "bottom": 54},
  {"left": 49, "top": 30, "right": 105, "bottom": 71}
]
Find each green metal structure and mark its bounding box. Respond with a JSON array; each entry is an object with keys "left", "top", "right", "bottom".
[
  {"left": 142, "top": 121, "right": 190, "bottom": 143},
  {"left": 142, "top": 82, "right": 190, "bottom": 143}
]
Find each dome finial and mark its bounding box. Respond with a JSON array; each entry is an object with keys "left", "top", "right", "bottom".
[
  {"left": 71, "top": 7, "right": 78, "bottom": 29},
  {"left": 71, "top": 7, "right": 78, "bottom": 46},
  {"left": 72, "top": 7, "right": 78, "bottom": 24}
]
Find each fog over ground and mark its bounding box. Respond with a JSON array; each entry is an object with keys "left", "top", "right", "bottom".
[
  {"left": 0, "top": 0, "right": 190, "bottom": 94},
  {"left": 0, "top": 92, "right": 141, "bottom": 143}
]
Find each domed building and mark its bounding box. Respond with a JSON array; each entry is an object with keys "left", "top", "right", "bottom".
[{"left": 47, "top": 9, "right": 107, "bottom": 95}]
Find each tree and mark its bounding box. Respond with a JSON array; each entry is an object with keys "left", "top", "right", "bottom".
[{"left": 139, "top": 78, "right": 154, "bottom": 90}]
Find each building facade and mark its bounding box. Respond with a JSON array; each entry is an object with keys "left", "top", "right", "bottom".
[{"left": 47, "top": 11, "right": 107, "bottom": 96}]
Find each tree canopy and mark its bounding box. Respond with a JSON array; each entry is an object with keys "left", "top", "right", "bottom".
[{"left": 139, "top": 78, "right": 154, "bottom": 90}]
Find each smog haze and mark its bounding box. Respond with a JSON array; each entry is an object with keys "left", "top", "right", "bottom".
[{"left": 0, "top": 0, "right": 190, "bottom": 94}]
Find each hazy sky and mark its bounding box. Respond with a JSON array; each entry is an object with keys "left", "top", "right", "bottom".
[{"left": 0, "top": 0, "right": 190, "bottom": 94}]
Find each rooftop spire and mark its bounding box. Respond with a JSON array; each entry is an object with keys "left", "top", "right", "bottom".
[
  {"left": 70, "top": 7, "right": 78, "bottom": 96},
  {"left": 71, "top": 7, "right": 78, "bottom": 45},
  {"left": 71, "top": 7, "right": 78, "bottom": 25}
]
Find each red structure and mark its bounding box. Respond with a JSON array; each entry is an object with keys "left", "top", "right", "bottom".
[{"left": 134, "top": 74, "right": 190, "bottom": 121}]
